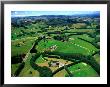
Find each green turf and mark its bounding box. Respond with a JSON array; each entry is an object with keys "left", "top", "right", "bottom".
[
  {"left": 93, "top": 54, "right": 100, "bottom": 64},
  {"left": 37, "top": 38, "right": 98, "bottom": 56},
  {"left": 35, "top": 55, "right": 46, "bottom": 63},
  {"left": 53, "top": 69, "right": 69, "bottom": 77},
  {"left": 11, "top": 37, "right": 37, "bottom": 57},
  {"left": 69, "top": 38, "right": 99, "bottom": 55},
  {"left": 67, "top": 29, "right": 95, "bottom": 33},
  {"left": 68, "top": 62, "right": 99, "bottom": 77},
  {"left": 11, "top": 63, "right": 21, "bottom": 76},
  {"left": 70, "top": 34, "right": 95, "bottom": 42},
  {"left": 18, "top": 53, "right": 39, "bottom": 77}
]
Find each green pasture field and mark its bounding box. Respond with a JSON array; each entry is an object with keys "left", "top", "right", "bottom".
[
  {"left": 69, "top": 37, "right": 99, "bottom": 55},
  {"left": 68, "top": 62, "right": 99, "bottom": 77},
  {"left": 67, "top": 29, "right": 96, "bottom": 33},
  {"left": 11, "top": 26, "right": 40, "bottom": 40},
  {"left": 18, "top": 53, "right": 40, "bottom": 77},
  {"left": 53, "top": 69, "right": 69, "bottom": 77},
  {"left": 11, "top": 63, "right": 21, "bottom": 76},
  {"left": 35, "top": 55, "right": 46, "bottom": 63},
  {"left": 69, "top": 34, "right": 95, "bottom": 42},
  {"left": 11, "top": 37, "right": 37, "bottom": 57},
  {"left": 37, "top": 38, "right": 98, "bottom": 56}
]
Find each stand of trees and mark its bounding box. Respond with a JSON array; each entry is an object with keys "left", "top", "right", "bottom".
[
  {"left": 30, "top": 53, "right": 52, "bottom": 77},
  {"left": 11, "top": 54, "right": 26, "bottom": 64}
]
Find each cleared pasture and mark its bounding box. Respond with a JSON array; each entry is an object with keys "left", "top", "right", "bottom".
[
  {"left": 68, "top": 62, "right": 99, "bottom": 77},
  {"left": 37, "top": 38, "right": 98, "bottom": 56},
  {"left": 18, "top": 53, "right": 39, "bottom": 77},
  {"left": 53, "top": 69, "right": 68, "bottom": 77},
  {"left": 11, "top": 37, "right": 37, "bottom": 57}
]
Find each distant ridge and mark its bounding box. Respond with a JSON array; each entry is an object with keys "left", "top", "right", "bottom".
[{"left": 11, "top": 13, "right": 100, "bottom": 18}]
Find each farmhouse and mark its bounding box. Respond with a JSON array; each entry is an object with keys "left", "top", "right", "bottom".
[
  {"left": 50, "top": 61, "right": 59, "bottom": 67},
  {"left": 49, "top": 60, "right": 65, "bottom": 68}
]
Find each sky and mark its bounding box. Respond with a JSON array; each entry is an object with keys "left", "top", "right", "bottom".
[{"left": 11, "top": 11, "right": 100, "bottom": 17}]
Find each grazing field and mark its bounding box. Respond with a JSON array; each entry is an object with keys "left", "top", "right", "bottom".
[
  {"left": 70, "top": 34, "right": 95, "bottom": 42},
  {"left": 69, "top": 38, "right": 99, "bottom": 55},
  {"left": 11, "top": 63, "right": 21, "bottom": 76},
  {"left": 53, "top": 69, "right": 69, "bottom": 77},
  {"left": 67, "top": 29, "right": 96, "bottom": 33},
  {"left": 67, "top": 62, "right": 99, "bottom": 77},
  {"left": 11, "top": 37, "right": 37, "bottom": 57},
  {"left": 35, "top": 55, "right": 46, "bottom": 63},
  {"left": 11, "top": 11, "right": 100, "bottom": 77},
  {"left": 37, "top": 38, "right": 98, "bottom": 56},
  {"left": 18, "top": 53, "right": 40, "bottom": 77}
]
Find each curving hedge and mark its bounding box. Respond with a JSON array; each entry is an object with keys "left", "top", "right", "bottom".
[
  {"left": 30, "top": 53, "right": 52, "bottom": 77},
  {"left": 78, "top": 37, "right": 100, "bottom": 49},
  {"left": 14, "top": 62, "right": 25, "bottom": 76},
  {"left": 64, "top": 65, "right": 74, "bottom": 77},
  {"left": 30, "top": 37, "right": 43, "bottom": 53},
  {"left": 44, "top": 51, "right": 100, "bottom": 75}
]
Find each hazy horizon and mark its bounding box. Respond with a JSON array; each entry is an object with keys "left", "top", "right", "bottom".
[{"left": 11, "top": 11, "right": 100, "bottom": 17}]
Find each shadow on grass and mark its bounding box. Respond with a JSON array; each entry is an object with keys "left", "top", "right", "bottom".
[
  {"left": 43, "top": 52, "right": 100, "bottom": 76},
  {"left": 14, "top": 62, "right": 25, "bottom": 76},
  {"left": 30, "top": 49, "right": 100, "bottom": 77},
  {"left": 30, "top": 54, "right": 52, "bottom": 77}
]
